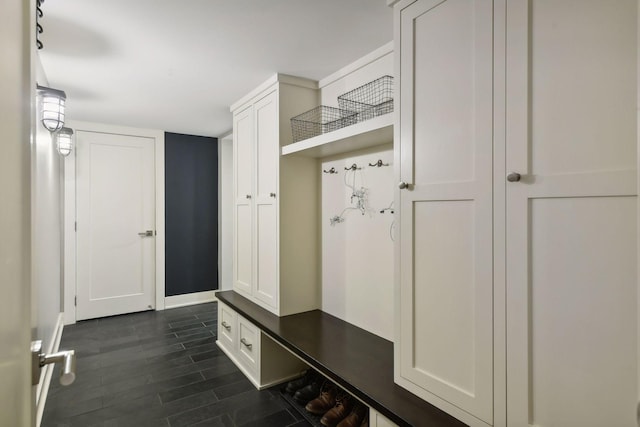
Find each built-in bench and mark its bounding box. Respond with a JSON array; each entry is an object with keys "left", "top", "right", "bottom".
[{"left": 215, "top": 291, "right": 467, "bottom": 427}]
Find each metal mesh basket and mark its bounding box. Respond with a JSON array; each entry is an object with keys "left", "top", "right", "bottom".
[
  {"left": 338, "top": 75, "right": 394, "bottom": 122},
  {"left": 290, "top": 106, "right": 358, "bottom": 142}
]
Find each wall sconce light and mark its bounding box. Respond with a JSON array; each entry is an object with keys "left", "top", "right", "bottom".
[
  {"left": 57, "top": 127, "right": 74, "bottom": 157},
  {"left": 37, "top": 84, "right": 67, "bottom": 132}
]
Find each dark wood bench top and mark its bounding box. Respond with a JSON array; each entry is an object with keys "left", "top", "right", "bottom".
[{"left": 216, "top": 291, "right": 467, "bottom": 427}]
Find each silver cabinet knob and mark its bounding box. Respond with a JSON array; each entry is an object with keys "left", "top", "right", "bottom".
[
  {"left": 246, "top": 194, "right": 252, "bottom": 199},
  {"left": 507, "top": 172, "right": 522, "bottom": 182},
  {"left": 221, "top": 321, "right": 231, "bottom": 331},
  {"left": 138, "top": 230, "right": 154, "bottom": 237},
  {"left": 270, "top": 192, "right": 276, "bottom": 198},
  {"left": 240, "top": 338, "right": 252, "bottom": 350},
  {"left": 399, "top": 181, "right": 409, "bottom": 190}
]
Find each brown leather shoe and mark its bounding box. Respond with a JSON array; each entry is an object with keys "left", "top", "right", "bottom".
[
  {"left": 321, "top": 393, "right": 354, "bottom": 426},
  {"left": 305, "top": 381, "right": 338, "bottom": 415},
  {"left": 336, "top": 403, "right": 367, "bottom": 427}
]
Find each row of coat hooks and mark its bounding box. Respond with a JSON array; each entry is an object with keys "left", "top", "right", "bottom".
[
  {"left": 323, "top": 159, "right": 389, "bottom": 174},
  {"left": 36, "top": 0, "right": 45, "bottom": 50}
]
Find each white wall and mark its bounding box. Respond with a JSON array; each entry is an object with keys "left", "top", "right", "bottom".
[
  {"left": 321, "top": 145, "right": 395, "bottom": 340},
  {"left": 32, "top": 56, "right": 63, "bottom": 356},
  {"left": 319, "top": 44, "right": 395, "bottom": 341},
  {"left": 320, "top": 43, "right": 394, "bottom": 107},
  {"left": 32, "top": 54, "right": 66, "bottom": 424}
]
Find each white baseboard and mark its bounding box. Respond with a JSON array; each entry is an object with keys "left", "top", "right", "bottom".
[
  {"left": 164, "top": 290, "right": 218, "bottom": 309},
  {"left": 36, "top": 313, "right": 64, "bottom": 427}
]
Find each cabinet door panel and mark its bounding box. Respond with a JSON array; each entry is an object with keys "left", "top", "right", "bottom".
[
  {"left": 255, "top": 203, "right": 277, "bottom": 308},
  {"left": 233, "top": 106, "right": 253, "bottom": 295},
  {"left": 253, "top": 91, "right": 279, "bottom": 309},
  {"left": 397, "top": 0, "right": 493, "bottom": 424},
  {"left": 218, "top": 303, "right": 237, "bottom": 351},
  {"left": 506, "top": 1, "right": 639, "bottom": 425},
  {"left": 255, "top": 91, "right": 278, "bottom": 198},
  {"left": 238, "top": 316, "right": 259, "bottom": 373}
]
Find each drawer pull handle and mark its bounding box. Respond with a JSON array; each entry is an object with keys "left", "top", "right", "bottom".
[
  {"left": 221, "top": 321, "right": 231, "bottom": 331},
  {"left": 240, "top": 338, "right": 253, "bottom": 350}
]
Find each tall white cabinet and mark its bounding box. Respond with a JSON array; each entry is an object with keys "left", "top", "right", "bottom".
[
  {"left": 395, "top": 0, "right": 494, "bottom": 424},
  {"left": 231, "top": 74, "right": 320, "bottom": 316},
  {"left": 393, "top": 0, "right": 639, "bottom": 426}
]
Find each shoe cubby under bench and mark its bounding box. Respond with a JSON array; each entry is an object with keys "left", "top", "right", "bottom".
[{"left": 215, "top": 290, "right": 467, "bottom": 427}]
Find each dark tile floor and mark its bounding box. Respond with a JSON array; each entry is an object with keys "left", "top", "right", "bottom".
[{"left": 42, "top": 302, "right": 311, "bottom": 427}]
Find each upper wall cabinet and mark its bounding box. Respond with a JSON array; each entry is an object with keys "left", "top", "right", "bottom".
[
  {"left": 394, "top": 0, "right": 639, "bottom": 426},
  {"left": 231, "top": 74, "right": 320, "bottom": 316}
]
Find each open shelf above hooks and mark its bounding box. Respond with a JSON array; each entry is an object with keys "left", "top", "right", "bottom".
[{"left": 281, "top": 113, "right": 393, "bottom": 158}]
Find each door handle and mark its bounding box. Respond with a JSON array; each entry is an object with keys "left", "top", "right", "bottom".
[
  {"left": 31, "top": 340, "right": 76, "bottom": 386},
  {"left": 240, "top": 338, "right": 253, "bottom": 350},
  {"left": 138, "top": 230, "right": 154, "bottom": 237}
]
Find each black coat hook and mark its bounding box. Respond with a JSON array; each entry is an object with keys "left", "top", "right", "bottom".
[
  {"left": 323, "top": 167, "right": 338, "bottom": 174},
  {"left": 368, "top": 159, "right": 389, "bottom": 167},
  {"left": 344, "top": 163, "right": 361, "bottom": 171}
]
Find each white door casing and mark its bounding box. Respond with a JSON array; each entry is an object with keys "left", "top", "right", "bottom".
[
  {"left": 76, "top": 130, "right": 156, "bottom": 320},
  {"left": 505, "top": 0, "right": 639, "bottom": 426},
  {"left": 396, "top": 0, "right": 494, "bottom": 425}
]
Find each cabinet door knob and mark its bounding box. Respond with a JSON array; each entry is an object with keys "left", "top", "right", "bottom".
[
  {"left": 246, "top": 194, "right": 252, "bottom": 199},
  {"left": 221, "top": 321, "right": 231, "bottom": 331},
  {"left": 507, "top": 172, "right": 522, "bottom": 182},
  {"left": 398, "top": 181, "right": 409, "bottom": 190},
  {"left": 270, "top": 192, "right": 276, "bottom": 198}
]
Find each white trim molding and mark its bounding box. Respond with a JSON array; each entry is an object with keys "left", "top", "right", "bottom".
[
  {"left": 63, "top": 120, "right": 166, "bottom": 323},
  {"left": 164, "top": 291, "right": 218, "bottom": 309}
]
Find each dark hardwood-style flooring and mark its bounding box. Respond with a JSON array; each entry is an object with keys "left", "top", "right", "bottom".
[{"left": 42, "top": 302, "right": 310, "bottom": 427}]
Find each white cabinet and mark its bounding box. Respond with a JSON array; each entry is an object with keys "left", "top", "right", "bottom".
[
  {"left": 394, "top": 1, "right": 639, "bottom": 426},
  {"left": 369, "top": 409, "right": 398, "bottom": 427},
  {"left": 231, "top": 74, "right": 320, "bottom": 316},
  {"left": 395, "top": 0, "right": 494, "bottom": 425},
  {"left": 216, "top": 301, "right": 307, "bottom": 389},
  {"left": 504, "top": 1, "right": 639, "bottom": 426},
  {"left": 218, "top": 303, "right": 237, "bottom": 350}
]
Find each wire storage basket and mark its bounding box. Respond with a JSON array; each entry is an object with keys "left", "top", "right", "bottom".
[
  {"left": 338, "top": 75, "right": 394, "bottom": 122},
  {"left": 290, "top": 106, "right": 358, "bottom": 142}
]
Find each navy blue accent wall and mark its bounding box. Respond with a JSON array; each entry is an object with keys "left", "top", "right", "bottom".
[{"left": 165, "top": 132, "right": 218, "bottom": 297}]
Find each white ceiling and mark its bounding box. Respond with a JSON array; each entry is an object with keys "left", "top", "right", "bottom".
[{"left": 38, "top": 0, "right": 393, "bottom": 138}]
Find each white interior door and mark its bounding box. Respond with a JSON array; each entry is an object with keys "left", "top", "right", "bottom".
[
  {"left": 397, "top": 0, "right": 494, "bottom": 424},
  {"left": 76, "top": 131, "right": 155, "bottom": 320},
  {"left": 505, "top": 1, "right": 639, "bottom": 426}
]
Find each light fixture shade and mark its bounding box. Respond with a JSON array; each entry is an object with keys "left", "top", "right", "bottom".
[
  {"left": 57, "top": 127, "right": 74, "bottom": 157},
  {"left": 37, "top": 84, "right": 67, "bottom": 132}
]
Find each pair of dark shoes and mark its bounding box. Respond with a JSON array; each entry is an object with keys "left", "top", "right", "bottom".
[
  {"left": 305, "top": 382, "right": 368, "bottom": 427},
  {"left": 286, "top": 369, "right": 323, "bottom": 404}
]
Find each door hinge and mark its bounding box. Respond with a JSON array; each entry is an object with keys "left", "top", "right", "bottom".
[
  {"left": 74, "top": 296, "right": 76, "bottom": 306},
  {"left": 74, "top": 221, "right": 77, "bottom": 232}
]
